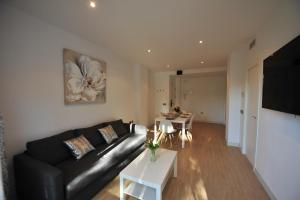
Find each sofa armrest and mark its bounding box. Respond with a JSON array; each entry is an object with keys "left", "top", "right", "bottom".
[
  {"left": 14, "top": 153, "right": 64, "bottom": 200},
  {"left": 134, "top": 124, "right": 147, "bottom": 135}
]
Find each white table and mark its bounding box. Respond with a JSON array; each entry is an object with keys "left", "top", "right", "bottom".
[
  {"left": 154, "top": 115, "right": 191, "bottom": 148},
  {"left": 120, "top": 148, "right": 177, "bottom": 200}
]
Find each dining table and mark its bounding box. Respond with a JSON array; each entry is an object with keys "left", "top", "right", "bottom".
[{"left": 154, "top": 113, "right": 192, "bottom": 148}]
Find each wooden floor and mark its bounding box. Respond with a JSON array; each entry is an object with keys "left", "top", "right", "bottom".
[{"left": 93, "top": 122, "right": 269, "bottom": 200}]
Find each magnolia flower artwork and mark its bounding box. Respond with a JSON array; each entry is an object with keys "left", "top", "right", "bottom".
[{"left": 63, "top": 49, "right": 106, "bottom": 104}]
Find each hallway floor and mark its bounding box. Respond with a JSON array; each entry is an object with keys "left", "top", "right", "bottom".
[{"left": 93, "top": 122, "right": 269, "bottom": 200}]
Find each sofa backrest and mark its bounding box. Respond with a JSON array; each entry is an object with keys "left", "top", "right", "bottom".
[
  {"left": 75, "top": 123, "right": 106, "bottom": 147},
  {"left": 26, "top": 119, "right": 130, "bottom": 165},
  {"left": 26, "top": 130, "right": 76, "bottom": 165}
]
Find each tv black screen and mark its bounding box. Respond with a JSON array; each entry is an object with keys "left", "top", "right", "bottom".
[{"left": 262, "top": 35, "right": 300, "bottom": 115}]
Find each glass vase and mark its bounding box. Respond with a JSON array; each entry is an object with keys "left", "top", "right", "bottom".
[{"left": 150, "top": 149, "right": 156, "bottom": 162}]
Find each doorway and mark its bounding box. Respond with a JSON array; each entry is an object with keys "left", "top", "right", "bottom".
[{"left": 245, "top": 65, "right": 260, "bottom": 167}]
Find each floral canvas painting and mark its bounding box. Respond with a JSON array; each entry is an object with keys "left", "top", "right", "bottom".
[{"left": 63, "top": 49, "right": 106, "bottom": 104}]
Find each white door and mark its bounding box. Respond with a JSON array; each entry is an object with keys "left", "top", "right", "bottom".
[{"left": 246, "top": 65, "right": 259, "bottom": 167}]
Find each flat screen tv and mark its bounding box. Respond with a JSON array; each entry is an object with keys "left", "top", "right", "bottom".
[{"left": 262, "top": 35, "right": 300, "bottom": 115}]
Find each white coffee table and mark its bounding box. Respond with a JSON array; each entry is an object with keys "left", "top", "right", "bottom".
[{"left": 119, "top": 148, "right": 177, "bottom": 200}]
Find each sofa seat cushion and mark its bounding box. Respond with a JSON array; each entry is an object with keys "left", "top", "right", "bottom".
[
  {"left": 56, "top": 133, "right": 146, "bottom": 199},
  {"left": 27, "top": 130, "right": 76, "bottom": 165}
]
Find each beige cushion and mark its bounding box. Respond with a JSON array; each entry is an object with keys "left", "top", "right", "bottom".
[
  {"left": 98, "top": 125, "right": 118, "bottom": 144},
  {"left": 64, "top": 135, "right": 95, "bottom": 159}
]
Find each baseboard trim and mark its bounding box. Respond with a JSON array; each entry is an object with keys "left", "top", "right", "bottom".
[
  {"left": 254, "top": 169, "right": 277, "bottom": 200},
  {"left": 195, "top": 119, "right": 225, "bottom": 125},
  {"left": 227, "top": 142, "right": 240, "bottom": 147}
]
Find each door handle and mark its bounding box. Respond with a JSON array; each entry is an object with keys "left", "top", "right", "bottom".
[{"left": 251, "top": 116, "right": 257, "bottom": 119}]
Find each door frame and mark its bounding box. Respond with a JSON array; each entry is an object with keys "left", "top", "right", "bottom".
[
  {"left": 169, "top": 76, "right": 175, "bottom": 110},
  {"left": 242, "top": 63, "right": 263, "bottom": 169}
]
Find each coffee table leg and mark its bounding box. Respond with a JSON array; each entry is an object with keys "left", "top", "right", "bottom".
[
  {"left": 181, "top": 122, "right": 185, "bottom": 148},
  {"left": 156, "top": 186, "right": 162, "bottom": 200},
  {"left": 174, "top": 156, "right": 177, "bottom": 177},
  {"left": 120, "top": 176, "right": 125, "bottom": 200}
]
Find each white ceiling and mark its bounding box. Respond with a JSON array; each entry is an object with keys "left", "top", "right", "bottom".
[{"left": 4, "top": 0, "right": 282, "bottom": 70}]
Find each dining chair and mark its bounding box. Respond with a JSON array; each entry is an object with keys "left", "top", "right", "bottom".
[
  {"left": 158, "top": 120, "right": 176, "bottom": 146},
  {"left": 179, "top": 115, "right": 194, "bottom": 142},
  {"left": 186, "top": 115, "right": 194, "bottom": 133}
]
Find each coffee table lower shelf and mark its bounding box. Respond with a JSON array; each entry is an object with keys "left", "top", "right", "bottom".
[{"left": 124, "top": 182, "right": 156, "bottom": 200}]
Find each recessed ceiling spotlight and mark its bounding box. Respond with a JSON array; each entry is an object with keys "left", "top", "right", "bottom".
[
  {"left": 199, "top": 40, "right": 203, "bottom": 44},
  {"left": 147, "top": 49, "right": 151, "bottom": 53},
  {"left": 90, "top": 0, "right": 96, "bottom": 8},
  {"left": 201, "top": 61, "right": 205, "bottom": 64}
]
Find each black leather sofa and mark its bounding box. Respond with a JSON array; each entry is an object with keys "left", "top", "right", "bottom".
[{"left": 14, "top": 119, "right": 147, "bottom": 200}]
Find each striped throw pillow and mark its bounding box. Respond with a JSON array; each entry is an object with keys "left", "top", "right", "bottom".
[
  {"left": 98, "top": 125, "right": 118, "bottom": 144},
  {"left": 64, "top": 135, "right": 95, "bottom": 159}
]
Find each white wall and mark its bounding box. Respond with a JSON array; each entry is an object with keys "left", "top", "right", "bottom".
[
  {"left": 0, "top": 4, "right": 142, "bottom": 195},
  {"left": 151, "top": 67, "right": 226, "bottom": 123},
  {"left": 229, "top": 1, "right": 300, "bottom": 199},
  {"left": 247, "top": 1, "right": 300, "bottom": 199},
  {"left": 180, "top": 73, "right": 226, "bottom": 124},
  {"left": 226, "top": 45, "right": 248, "bottom": 146},
  {"left": 152, "top": 71, "right": 173, "bottom": 119},
  {"left": 134, "top": 64, "right": 151, "bottom": 126}
]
